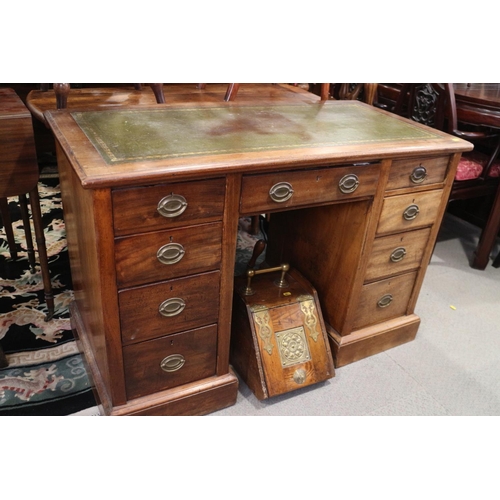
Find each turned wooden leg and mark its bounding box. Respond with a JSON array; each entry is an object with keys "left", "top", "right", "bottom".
[
  {"left": 224, "top": 84, "right": 240, "bottom": 101},
  {"left": 54, "top": 83, "right": 70, "bottom": 109},
  {"left": 250, "top": 215, "right": 261, "bottom": 235},
  {"left": 472, "top": 183, "right": 500, "bottom": 270},
  {"left": 19, "top": 194, "right": 37, "bottom": 272},
  {"left": 320, "top": 83, "right": 331, "bottom": 101},
  {"left": 363, "top": 83, "right": 378, "bottom": 105},
  {"left": 0, "top": 197, "right": 17, "bottom": 260},
  {"left": 28, "top": 187, "right": 54, "bottom": 320},
  {"left": 150, "top": 83, "right": 165, "bottom": 104}
]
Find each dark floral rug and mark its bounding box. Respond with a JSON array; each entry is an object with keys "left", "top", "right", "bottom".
[
  {"left": 0, "top": 178, "right": 265, "bottom": 416},
  {"left": 0, "top": 179, "right": 99, "bottom": 415}
]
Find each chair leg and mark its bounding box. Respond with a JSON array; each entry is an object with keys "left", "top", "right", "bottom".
[
  {"left": 320, "top": 83, "right": 331, "bottom": 101},
  {"left": 149, "top": 84, "right": 165, "bottom": 104},
  {"left": 363, "top": 83, "right": 378, "bottom": 105},
  {"left": 28, "top": 187, "right": 54, "bottom": 321},
  {"left": 19, "top": 194, "right": 37, "bottom": 272},
  {"left": 471, "top": 182, "right": 500, "bottom": 270},
  {"left": 493, "top": 251, "right": 500, "bottom": 268},
  {"left": 224, "top": 84, "right": 240, "bottom": 102},
  {"left": 0, "top": 197, "right": 17, "bottom": 260}
]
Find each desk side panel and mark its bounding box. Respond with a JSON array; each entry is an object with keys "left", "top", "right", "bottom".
[{"left": 56, "top": 143, "right": 126, "bottom": 406}]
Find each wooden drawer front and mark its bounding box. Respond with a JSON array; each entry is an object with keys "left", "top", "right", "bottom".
[
  {"left": 353, "top": 272, "right": 418, "bottom": 330},
  {"left": 123, "top": 325, "right": 218, "bottom": 400},
  {"left": 119, "top": 271, "right": 220, "bottom": 345},
  {"left": 377, "top": 190, "right": 443, "bottom": 235},
  {"left": 386, "top": 156, "right": 450, "bottom": 191},
  {"left": 365, "top": 227, "right": 432, "bottom": 282},
  {"left": 240, "top": 164, "right": 380, "bottom": 215},
  {"left": 112, "top": 178, "right": 225, "bottom": 236},
  {"left": 115, "top": 222, "right": 222, "bottom": 288}
]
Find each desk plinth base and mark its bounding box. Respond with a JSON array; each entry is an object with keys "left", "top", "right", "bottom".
[
  {"left": 70, "top": 303, "right": 238, "bottom": 416},
  {"left": 327, "top": 314, "right": 421, "bottom": 368}
]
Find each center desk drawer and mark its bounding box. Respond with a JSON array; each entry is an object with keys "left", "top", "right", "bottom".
[
  {"left": 115, "top": 222, "right": 222, "bottom": 288},
  {"left": 377, "top": 190, "right": 444, "bottom": 235},
  {"left": 112, "top": 178, "right": 225, "bottom": 236},
  {"left": 123, "top": 324, "right": 218, "bottom": 401},
  {"left": 240, "top": 164, "right": 380, "bottom": 214},
  {"left": 119, "top": 271, "right": 220, "bottom": 345}
]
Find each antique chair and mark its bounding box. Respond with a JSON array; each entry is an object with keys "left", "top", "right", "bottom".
[
  {"left": 331, "top": 83, "right": 378, "bottom": 105},
  {"left": 198, "top": 83, "right": 332, "bottom": 103},
  {"left": 26, "top": 83, "right": 165, "bottom": 125},
  {"left": 394, "top": 83, "right": 500, "bottom": 268}
]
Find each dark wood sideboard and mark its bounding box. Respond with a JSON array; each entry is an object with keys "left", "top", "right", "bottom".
[{"left": 44, "top": 100, "right": 472, "bottom": 416}]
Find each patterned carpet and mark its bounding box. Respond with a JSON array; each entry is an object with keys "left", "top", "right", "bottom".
[
  {"left": 0, "top": 179, "right": 99, "bottom": 415},
  {"left": 0, "top": 178, "right": 265, "bottom": 416}
]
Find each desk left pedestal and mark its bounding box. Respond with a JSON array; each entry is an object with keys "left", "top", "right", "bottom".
[{"left": 56, "top": 145, "right": 238, "bottom": 416}]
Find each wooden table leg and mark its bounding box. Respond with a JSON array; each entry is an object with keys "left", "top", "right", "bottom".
[
  {"left": 19, "top": 194, "right": 37, "bottom": 272},
  {"left": 28, "top": 187, "right": 54, "bottom": 320},
  {"left": 472, "top": 183, "right": 500, "bottom": 269}
]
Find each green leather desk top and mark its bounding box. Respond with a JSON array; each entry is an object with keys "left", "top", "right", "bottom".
[{"left": 71, "top": 102, "right": 448, "bottom": 165}]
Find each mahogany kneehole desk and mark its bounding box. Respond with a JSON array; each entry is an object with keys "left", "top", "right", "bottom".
[{"left": 45, "top": 101, "right": 472, "bottom": 416}]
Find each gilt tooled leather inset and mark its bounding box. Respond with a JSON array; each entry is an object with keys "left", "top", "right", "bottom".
[{"left": 71, "top": 103, "right": 443, "bottom": 164}]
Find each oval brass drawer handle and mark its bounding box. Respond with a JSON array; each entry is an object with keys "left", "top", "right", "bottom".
[
  {"left": 159, "top": 297, "right": 186, "bottom": 317},
  {"left": 157, "top": 242, "right": 185, "bottom": 265},
  {"left": 160, "top": 354, "right": 185, "bottom": 373},
  {"left": 403, "top": 204, "right": 420, "bottom": 221},
  {"left": 390, "top": 247, "right": 407, "bottom": 263},
  {"left": 410, "top": 165, "right": 427, "bottom": 184},
  {"left": 338, "top": 174, "right": 360, "bottom": 194},
  {"left": 269, "top": 182, "right": 294, "bottom": 203},
  {"left": 377, "top": 294, "right": 393, "bottom": 308},
  {"left": 157, "top": 194, "right": 188, "bottom": 218}
]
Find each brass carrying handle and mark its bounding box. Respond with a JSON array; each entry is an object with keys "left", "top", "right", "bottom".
[
  {"left": 269, "top": 182, "right": 294, "bottom": 203},
  {"left": 159, "top": 297, "right": 186, "bottom": 317},
  {"left": 390, "top": 247, "right": 407, "bottom": 263},
  {"left": 157, "top": 194, "right": 188, "bottom": 218},
  {"left": 338, "top": 174, "right": 360, "bottom": 194},
  {"left": 377, "top": 294, "right": 393, "bottom": 308},
  {"left": 157, "top": 242, "right": 185, "bottom": 265},
  {"left": 160, "top": 354, "right": 185, "bottom": 373},
  {"left": 403, "top": 204, "right": 420, "bottom": 221},
  {"left": 410, "top": 165, "right": 427, "bottom": 184},
  {"left": 243, "top": 263, "right": 290, "bottom": 296}
]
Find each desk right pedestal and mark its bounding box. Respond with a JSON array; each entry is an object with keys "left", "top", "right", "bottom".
[{"left": 266, "top": 154, "right": 459, "bottom": 367}]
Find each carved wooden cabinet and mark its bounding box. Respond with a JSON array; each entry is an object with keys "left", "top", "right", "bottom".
[{"left": 45, "top": 101, "right": 471, "bottom": 416}]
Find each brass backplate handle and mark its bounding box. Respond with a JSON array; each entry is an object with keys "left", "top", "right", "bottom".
[
  {"left": 377, "top": 294, "right": 393, "bottom": 308},
  {"left": 157, "top": 194, "right": 188, "bottom": 218},
  {"left": 390, "top": 247, "right": 407, "bottom": 263},
  {"left": 157, "top": 242, "right": 185, "bottom": 265},
  {"left": 159, "top": 297, "right": 186, "bottom": 317},
  {"left": 338, "top": 174, "right": 360, "bottom": 194},
  {"left": 160, "top": 354, "right": 185, "bottom": 373},
  {"left": 410, "top": 165, "right": 427, "bottom": 184},
  {"left": 269, "top": 182, "right": 294, "bottom": 203},
  {"left": 403, "top": 204, "right": 420, "bottom": 221}
]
